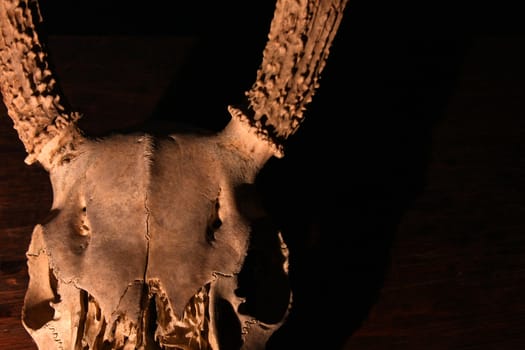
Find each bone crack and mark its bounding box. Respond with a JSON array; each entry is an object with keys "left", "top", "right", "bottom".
[{"left": 44, "top": 324, "right": 65, "bottom": 350}]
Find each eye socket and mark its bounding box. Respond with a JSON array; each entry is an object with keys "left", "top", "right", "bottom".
[{"left": 214, "top": 297, "right": 242, "bottom": 349}]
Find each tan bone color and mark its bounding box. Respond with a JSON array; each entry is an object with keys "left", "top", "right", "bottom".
[
  {"left": 0, "top": 0, "right": 348, "bottom": 349},
  {"left": 22, "top": 115, "right": 291, "bottom": 349}
]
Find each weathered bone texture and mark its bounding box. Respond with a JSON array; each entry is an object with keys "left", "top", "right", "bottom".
[
  {"left": 244, "top": 0, "right": 349, "bottom": 152},
  {"left": 21, "top": 119, "right": 292, "bottom": 349},
  {"left": 0, "top": 0, "right": 347, "bottom": 349},
  {"left": 0, "top": 0, "right": 84, "bottom": 169}
]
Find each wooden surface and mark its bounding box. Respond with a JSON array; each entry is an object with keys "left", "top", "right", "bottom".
[{"left": 1, "top": 2, "right": 525, "bottom": 349}]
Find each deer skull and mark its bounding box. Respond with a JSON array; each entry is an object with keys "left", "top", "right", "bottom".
[{"left": 0, "top": 0, "right": 348, "bottom": 349}]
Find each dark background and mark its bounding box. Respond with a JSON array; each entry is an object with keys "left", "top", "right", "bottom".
[{"left": 1, "top": 1, "right": 525, "bottom": 349}]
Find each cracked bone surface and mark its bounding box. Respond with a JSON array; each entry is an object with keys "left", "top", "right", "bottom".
[{"left": 0, "top": 0, "right": 348, "bottom": 349}]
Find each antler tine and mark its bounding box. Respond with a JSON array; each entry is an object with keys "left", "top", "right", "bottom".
[
  {"left": 232, "top": 0, "right": 348, "bottom": 156},
  {"left": 0, "top": 0, "right": 83, "bottom": 170}
]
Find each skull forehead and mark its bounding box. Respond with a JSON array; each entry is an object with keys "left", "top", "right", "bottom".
[
  {"left": 146, "top": 134, "right": 254, "bottom": 314},
  {"left": 43, "top": 135, "right": 153, "bottom": 317},
  {"left": 52, "top": 132, "right": 248, "bottom": 203},
  {"left": 44, "top": 132, "right": 255, "bottom": 317}
]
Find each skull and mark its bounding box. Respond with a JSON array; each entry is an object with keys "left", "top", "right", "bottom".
[
  {"left": 0, "top": 0, "right": 348, "bottom": 348},
  {"left": 21, "top": 112, "right": 292, "bottom": 349}
]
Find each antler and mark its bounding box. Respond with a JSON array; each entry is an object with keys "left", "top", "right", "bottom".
[
  {"left": 230, "top": 0, "right": 348, "bottom": 156},
  {"left": 0, "top": 0, "right": 83, "bottom": 169}
]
